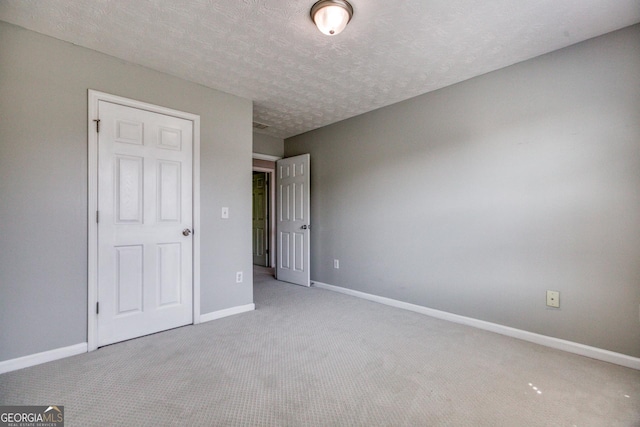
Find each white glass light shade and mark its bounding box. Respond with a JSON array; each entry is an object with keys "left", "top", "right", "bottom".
[{"left": 311, "top": 0, "right": 353, "bottom": 36}]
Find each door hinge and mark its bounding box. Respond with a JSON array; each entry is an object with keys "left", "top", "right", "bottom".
[
  {"left": 96, "top": 302, "right": 99, "bottom": 314},
  {"left": 96, "top": 210, "right": 99, "bottom": 223},
  {"left": 93, "top": 119, "right": 101, "bottom": 133}
]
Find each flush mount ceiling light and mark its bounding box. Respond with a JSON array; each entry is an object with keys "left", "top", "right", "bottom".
[{"left": 310, "top": 0, "right": 354, "bottom": 36}]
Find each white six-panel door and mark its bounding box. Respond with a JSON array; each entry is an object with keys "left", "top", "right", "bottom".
[
  {"left": 97, "top": 100, "right": 193, "bottom": 346},
  {"left": 276, "top": 154, "right": 310, "bottom": 287}
]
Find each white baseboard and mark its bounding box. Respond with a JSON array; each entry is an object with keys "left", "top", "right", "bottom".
[
  {"left": 312, "top": 281, "right": 640, "bottom": 370},
  {"left": 1, "top": 304, "right": 256, "bottom": 374},
  {"left": 200, "top": 303, "right": 255, "bottom": 323},
  {"left": 0, "top": 343, "right": 88, "bottom": 375}
]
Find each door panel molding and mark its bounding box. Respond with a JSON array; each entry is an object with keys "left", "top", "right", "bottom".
[{"left": 88, "top": 90, "right": 201, "bottom": 351}]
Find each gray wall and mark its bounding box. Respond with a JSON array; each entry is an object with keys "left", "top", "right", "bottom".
[
  {"left": 253, "top": 132, "right": 284, "bottom": 157},
  {"left": 286, "top": 25, "right": 640, "bottom": 357},
  {"left": 0, "top": 21, "right": 254, "bottom": 362}
]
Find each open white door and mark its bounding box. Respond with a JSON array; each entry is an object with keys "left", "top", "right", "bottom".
[{"left": 276, "top": 154, "right": 310, "bottom": 286}]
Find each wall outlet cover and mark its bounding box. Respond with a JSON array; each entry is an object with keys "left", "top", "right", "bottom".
[{"left": 546, "top": 290, "right": 560, "bottom": 308}]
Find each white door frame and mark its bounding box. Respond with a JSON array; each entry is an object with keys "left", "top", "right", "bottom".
[{"left": 87, "top": 90, "right": 201, "bottom": 351}]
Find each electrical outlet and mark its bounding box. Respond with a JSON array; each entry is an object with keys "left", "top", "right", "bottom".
[
  {"left": 236, "top": 271, "right": 243, "bottom": 283},
  {"left": 334, "top": 259, "right": 339, "bottom": 269},
  {"left": 546, "top": 290, "right": 560, "bottom": 308}
]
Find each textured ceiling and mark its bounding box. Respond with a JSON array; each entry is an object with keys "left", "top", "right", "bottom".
[{"left": 1, "top": 0, "right": 639, "bottom": 138}]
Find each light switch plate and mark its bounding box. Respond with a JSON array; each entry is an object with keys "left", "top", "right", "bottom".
[{"left": 221, "top": 207, "right": 229, "bottom": 219}]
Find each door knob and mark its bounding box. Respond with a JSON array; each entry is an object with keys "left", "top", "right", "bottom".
[
  {"left": 301, "top": 225, "right": 310, "bottom": 230},
  {"left": 182, "top": 228, "right": 192, "bottom": 236}
]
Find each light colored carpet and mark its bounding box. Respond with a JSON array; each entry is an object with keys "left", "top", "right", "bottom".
[{"left": 1, "top": 268, "right": 639, "bottom": 426}]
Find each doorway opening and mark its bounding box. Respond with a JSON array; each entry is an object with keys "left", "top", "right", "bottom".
[
  {"left": 252, "top": 171, "right": 269, "bottom": 267},
  {"left": 252, "top": 156, "right": 277, "bottom": 270},
  {"left": 252, "top": 153, "right": 311, "bottom": 287}
]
